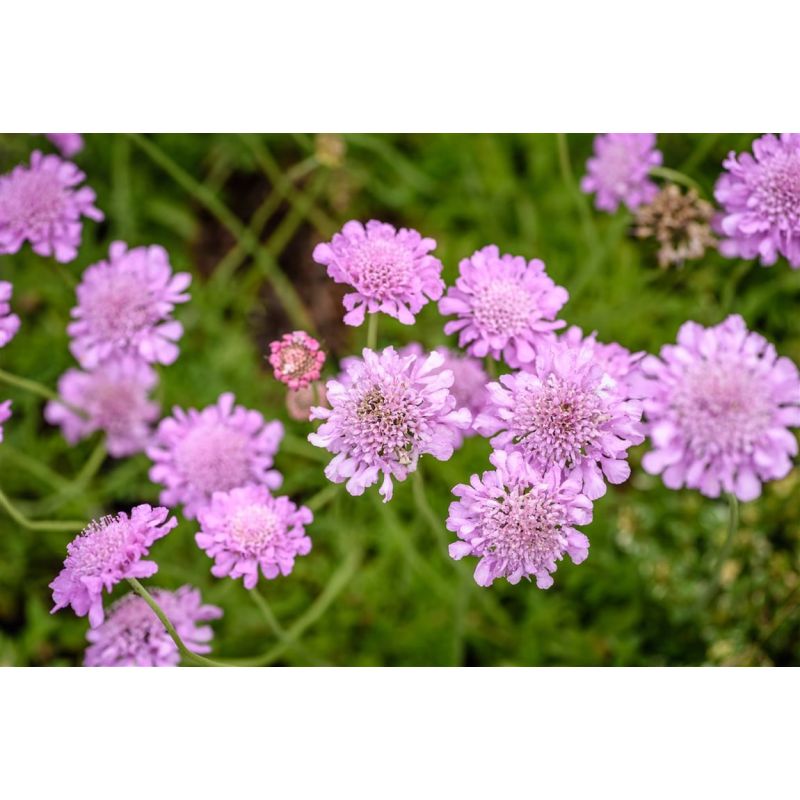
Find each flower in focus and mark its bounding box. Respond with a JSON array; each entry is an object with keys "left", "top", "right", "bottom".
[
  {"left": 639, "top": 314, "right": 800, "bottom": 501},
  {"left": 560, "top": 326, "right": 644, "bottom": 391},
  {"left": 0, "top": 150, "right": 103, "bottom": 262},
  {"left": 0, "top": 400, "right": 11, "bottom": 443},
  {"left": 580, "top": 133, "right": 662, "bottom": 213},
  {"left": 147, "top": 392, "right": 284, "bottom": 520},
  {"left": 50, "top": 504, "right": 177, "bottom": 628},
  {"left": 312, "top": 219, "right": 445, "bottom": 326},
  {"left": 309, "top": 347, "right": 472, "bottom": 501},
  {"left": 634, "top": 184, "right": 717, "bottom": 268},
  {"left": 714, "top": 133, "right": 800, "bottom": 268},
  {"left": 475, "top": 340, "right": 644, "bottom": 500},
  {"left": 196, "top": 484, "right": 312, "bottom": 588},
  {"left": 68, "top": 241, "right": 191, "bottom": 368},
  {"left": 45, "top": 357, "right": 160, "bottom": 457},
  {"left": 268, "top": 330, "right": 326, "bottom": 390},
  {"left": 45, "top": 134, "right": 84, "bottom": 159},
  {"left": 400, "top": 343, "right": 490, "bottom": 444},
  {"left": 84, "top": 585, "right": 221, "bottom": 667},
  {"left": 447, "top": 450, "right": 592, "bottom": 588},
  {"left": 439, "top": 245, "right": 568, "bottom": 369},
  {"left": 0, "top": 280, "right": 20, "bottom": 348}
]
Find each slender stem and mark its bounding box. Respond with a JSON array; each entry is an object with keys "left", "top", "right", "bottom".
[
  {"left": 249, "top": 589, "right": 286, "bottom": 640},
  {"left": 706, "top": 493, "right": 740, "bottom": 603},
  {"left": 32, "top": 438, "right": 107, "bottom": 516},
  {"left": 650, "top": 165, "right": 704, "bottom": 195},
  {"left": 0, "top": 486, "right": 84, "bottom": 532},
  {"left": 0, "top": 368, "right": 86, "bottom": 419},
  {"left": 366, "top": 314, "right": 379, "bottom": 350},
  {"left": 127, "top": 578, "right": 229, "bottom": 667},
  {"left": 0, "top": 444, "right": 71, "bottom": 491},
  {"left": 305, "top": 482, "right": 340, "bottom": 513},
  {"left": 556, "top": 132, "right": 599, "bottom": 251},
  {"left": 412, "top": 469, "right": 448, "bottom": 551},
  {"left": 485, "top": 357, "right": 497, "bottom": 380}
]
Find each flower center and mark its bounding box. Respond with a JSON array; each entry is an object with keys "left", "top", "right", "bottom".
[
  {"left": 754, "top": 152, "right": 800, "bottom": 229},
  {"left": 472, "top": 279, "right": 535, "bottom": 336},
  {"left": 0, "top": 170, "right": 67, "bottom": 230},
  {"left": 278, "top": 342, "right": 317, "bottom": 379},
  {"left": 351, "top": 381, "right": 419, "bottom": 464},
  {"left": 175, "top": 422, "right": 252, "bottom": 494},
  {"left": 228, "top": 504, "right": 282, "bottom": 554},
  {"left": 81, "top": 272, "right": 159, "bottom": 344},
  {"left": 350, "top": 239, "right": 414, "bottom": 299},
  {"left": 673, "top": 359, "right": 773, "bottom": 459},
  {"left": 67, "top": 516, "right": 128, "bottom": 577},
  {"left": 511, "top": 375, "right": 608, "bottom": 467},
  {"left": 596, "top": 142, "right": 638, "bottom": 192}
]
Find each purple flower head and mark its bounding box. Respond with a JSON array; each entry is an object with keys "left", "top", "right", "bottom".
[
  {"left": 561, "top": 325, "right": 644, "bottom": 391},
  {"left": 312, "top": 219, "right": 445, "bottom": 326},
  {"left": 0, "top": 281, "right": 21, "bottom": 348},
  {"left": 45, "top": 357, "right": 160, "bottom": 457},
  {"left": 268, "top": 330, "right": 326, "bottom": 390},
  {"left": 714, "top": 134, "right": 800, "bottom": 268},
  {"left": 447, "top": 450, "right": 592, "bottom": 588},
  {"left": 50, "top": 504, "right": 177, "bottom": 628},
  {"left": 85, "top": 585, "right": 222, "bottom": 667},
  {"left": 45, "top": 134, "right": 84, "bottom": 159},
  {"left": 0, "top": 400, "right": 11, "bottom": 443},
  {"left": 148, "top": 393, "right": 284, "bottom": 520},
  {"left": 196, "top": 484, "right": 312, "bottom": 589},
  {"left": 639, "top": 314, "right": 800, "bottom": 502},
  {"left": 309, "top": 347, "right": 472, "bottom": 502},
  {"left": 68, "top": 241, "right": 191, "bottom": 368},
  {"left": 400, "top": 343, "right": 490, "bottom": 445},
  {"left": 580, "top": 133, "right": 663, "bottom": 213},
  {"left": 0, "top": 150, "right": 103, "bottom": 262},
  {"left": 439, "top": 245, "right": 568, "bottom": 369},
  {"left": 475, "top": 340, "right": 644, "bottom": 500}
]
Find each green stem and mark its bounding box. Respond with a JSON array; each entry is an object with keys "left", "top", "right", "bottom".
[
  {"left": 127, "top": 578, "right": 230, "bottom": 667},
  {"left": 32, "top": 438, "right": 107, "bottom": 516},
  {"left": 0, "top": 368, "right": 86, "bottom": 419},
  {"left": 127, "top": 133, "right": 315, "bottom": 333},
  {"left": 305, "top": 482, "right": 340, "bottom": 513},
  {"left": 366, "top": 314, "right": 379, "bottom": 350},
  {"left": 485, "top": 357, "right": 497, "bottom": 380},
  {"left": 412, "top": 469, "right": 447, "bottom": 551},
  {"left": 556, "top": 132, "right": 599, "bottom": 251},
  {"left": 706, "top": 493, "right": 739, "bottom": 603},
  {"left": 0, "top": 486, "right": 84, "bottom": 532},
  {"left": 650, "top": 166, "right": 704, "bottom": 195}
]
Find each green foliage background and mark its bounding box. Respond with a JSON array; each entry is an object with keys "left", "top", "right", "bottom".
[{"left": 1, "top": 133, "right": 798, "bottom": 666}]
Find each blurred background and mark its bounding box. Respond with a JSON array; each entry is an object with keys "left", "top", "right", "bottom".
[{"left": 0, "top": 133, "right": 798, "bottom": 666}]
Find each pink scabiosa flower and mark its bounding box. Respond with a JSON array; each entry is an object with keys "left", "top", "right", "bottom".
[
  {"left": 639, "top": 315, "right": 800, "bottom": 502},
  {"left": 447, "top": 450, "right": 592, "bottom": 588},
  {"left": 0, "top": 400, "right": 11, "bottom": 443},
  {"left": 84, "top": 585, "right": 222, "bottom": 667},
  {"left": 268, "top": 330, "right": 326, "bottom": 390},
  {"left": 45, "top": 133, "right": 84, "bottom": 159},
  {"left": 148, "top": 393, "right": 284, "bottom": 520},
  {"left": 50, "top": 505, "right": 177, "bottom": 628},
  {"left": 439, "top": 245, "right": 568, "bottom": 369},
  {"left": 68, "top": 241, "right": 191, "bottom": 368},
  {"left": 475, "top": 341, "right": 644, "bottom": 500},
  {"left": 580, "top": 133, "right": 663, "bottom": 213},
  {"left": 309, "top": 347, "right": 472, "bottom": 501},
  {"left": 561, "top": 326, "right": 644, "bottom": 391},
  {"left": 0, "top": 150, "right": 103, "bottom": 262},
  {"left": 714, "top": 134, "right": 800, "bottom": 268},
  {"left": 312, "top": 219, "right": 445, "bottom": 326},
  {"left": 196, "top": 484, "right": 312, "bottom": 588},
  {"left": 45, "top": 357, "right": 160, "bottom": 457},
  {"left": 0, "top": 281, "right": 21, "bottom": 348}
]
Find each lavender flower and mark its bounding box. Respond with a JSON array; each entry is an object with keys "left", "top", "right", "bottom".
[
  {"left": 268, "top": 330, "right": 326, "bottom": 390},
  {"left": 312, "top": 219, "right": 445, "bottom": 326},
  {"left": 0, "top": 281, "right": 20, "bottom": 348},
  {"left": 0, "top": 400, "right": 11, "bottom": 443},
  {"left": 45, "top": 357, "right": 160, "bottom": 457},
  {"left": 447, "top": 450, "right": 592, "bottom": 588},
  {"left": 196, "top": 485, "right": 312, "bottom": 588},
  {"left": 561, "top": 326, "right": 644, "bottom": 391},
  {"left": 714, "top": 133, "right": 800, "bottom": 268},
  {"left": 475, "top": 340, "right": 644, "bottom": 500},
  {"left": 580, "top": 133, "right": 662, "bottom": 213},
  {"left": 50, "top": 505, "right": 177, "bottom": 628},
  {"left": 639, "top": 314, "right": 800, "bottom": 501},
  {"left": 439, "top": 245, "right": 568, "bottom": 369},
  {"left": 45, "top": 134, "right": 84, "bottom": 159},
  {"left": 0, "top": 150, "right": 103, "bottom": 262},
  {"left": 147, "top": 393, "right": 284, "bottom": 520},
  {"left": 68, "top": 241, "right": 191, "bottom": 368},
  {"left": 85, "top": 585, "right": 222, "bottom": 667},
  {"left": 309, "top": 347, "right": 472, "bottom": 501}
]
